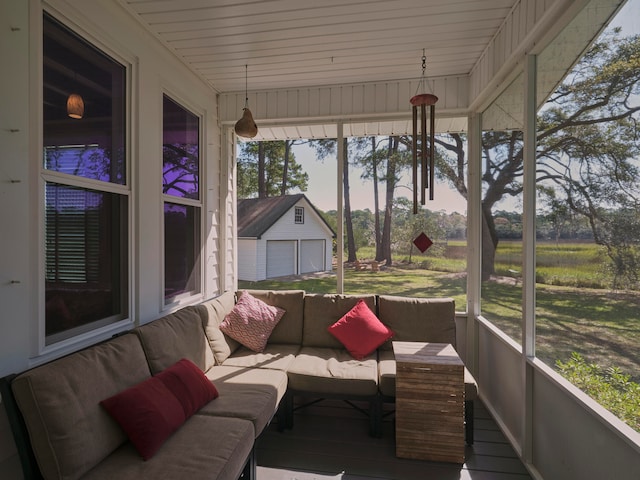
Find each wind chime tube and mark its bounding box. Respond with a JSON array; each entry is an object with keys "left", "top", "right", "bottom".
[
  {"left": 410, "top": 91, "right": 438, "bottom": 208},
  {"left": 420, "top": 103, "right": 427, "bottom": 205},
  {"left": 429, "top": 103, "right": 435, "bottom": 201},
  {"left": 412, "top": 105, "right": 418, "bottom": 214}
]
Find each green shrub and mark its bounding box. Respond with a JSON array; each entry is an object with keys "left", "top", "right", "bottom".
[{"left": 556, "top": 352, "right": 640, "bottom": 432}]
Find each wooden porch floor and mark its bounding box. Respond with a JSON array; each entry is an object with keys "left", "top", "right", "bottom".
[{"left": 256, "top": 398, "right": 532, "bottom": 480}]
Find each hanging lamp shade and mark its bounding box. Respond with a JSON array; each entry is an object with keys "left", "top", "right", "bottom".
[
  {"left": 67, "top": 93, "right": 84, "bottom": 119},
  {"left": 411, "top": 51, "right": 438, "bottom": 212},
  {"left": 235, "top": 107, "right": 258, "bottom": 138},
  {"left": 234, "top": 65, "right": 258, "bottom": 138}
]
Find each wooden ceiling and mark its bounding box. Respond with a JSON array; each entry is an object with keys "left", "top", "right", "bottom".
[{"left": 119, "top": 0, "right": 518, "bottom": 94}]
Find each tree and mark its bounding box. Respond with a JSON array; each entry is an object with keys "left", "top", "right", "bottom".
[
  {"left": 358, "top": 136, "right": 413, "bottom": 265},
  {"left": 237, "top": 141, "right": 308, "bottom": 198},
  {"left": 308, "top": 138, "right": 369, "bottom": 263},
  {"left": 435, "top": 30, "right": 640, "bottom": 280}
]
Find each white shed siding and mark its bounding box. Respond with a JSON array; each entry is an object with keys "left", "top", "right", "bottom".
[
  {"left": 250, "top": 198, "right": 333, "bottom": 280},
  {"left": 237, "top": 239, "right": 259, "bottom": 282}
]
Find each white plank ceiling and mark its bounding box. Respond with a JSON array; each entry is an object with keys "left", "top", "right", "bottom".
[{"left": 119, "top": 0, "right": 518, "bottom": 94}]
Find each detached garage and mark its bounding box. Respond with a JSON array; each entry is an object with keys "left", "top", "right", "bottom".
[{"left": 237, "top": 194, "right": 335, "bottom": 282}]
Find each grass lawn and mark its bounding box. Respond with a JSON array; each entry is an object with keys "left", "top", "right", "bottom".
[
  {"left": 239, "top": 240, "right": 640, "bottom": 431},
  {"left": 239, "top": 264, "right": 640, "bottom": 382}
]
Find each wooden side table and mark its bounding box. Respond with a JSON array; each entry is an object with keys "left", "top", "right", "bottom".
[{"left": 393, "top": 341, "right": 465, "bottom": 464}]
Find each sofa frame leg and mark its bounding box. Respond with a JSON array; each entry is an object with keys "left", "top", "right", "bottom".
[
  {"left": 240, "top": 447, "right": 256, "bottom": 480},
  {"left": 369, "top": 395, "right": 383, "bottom": 438},
  {"left": 465, "top": 400, "right": 474, "bottom": 445},
  {"left": 284, "top": 390, "right": 294, "bottom": 429}
]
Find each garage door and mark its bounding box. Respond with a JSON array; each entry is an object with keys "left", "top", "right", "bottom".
[
  {"left": 300, "top": 239, "right": 325, "bottom": 274},
  {"left": 266, "top": 240, "right": 296, "bottom": 278}
]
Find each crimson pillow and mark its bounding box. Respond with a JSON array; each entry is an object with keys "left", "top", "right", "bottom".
[
  {"left": 328, "top": 299, "right": 394, "bottom": 360},
  {"left": 220, "top": 291, "right": 285, "bottom": 352},
  {"left": 101, "top": 359, "right": 218, "bottom": 460},
  {"left": 155, "top": 358, "right": 219, "bottom": 417}
]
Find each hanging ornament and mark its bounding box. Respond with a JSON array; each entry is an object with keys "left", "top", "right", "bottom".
[
  {"left": 234, "top": 65, "right": 258, "bottom": 138},
  {"left": 410, "top": 50, "right": 438, "bottom": 213}
]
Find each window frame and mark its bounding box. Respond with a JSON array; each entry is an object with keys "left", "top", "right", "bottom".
[
  {"left": 161, "top": 92, "right": 205, "bottom": 308},
  {"left": 39, "top": 10, "right": 134, "bottom": 353},
  {"left": 295, "top": 206, "right": 304, "bottom": 224}
]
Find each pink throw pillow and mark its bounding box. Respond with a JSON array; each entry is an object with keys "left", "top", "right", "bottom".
[
  {"left": 220, "top": 291, "right": 285, "bottom": 352},
  {"left": 328, "top": 299, "right": 394, "bottom": 360}
]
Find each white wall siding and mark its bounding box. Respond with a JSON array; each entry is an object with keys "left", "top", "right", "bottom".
[
  {"left": 219, "top": 76, "right": 469, "bottom": 126},
  {"left": 0, "top": 0, "right": 219, "bottom": 374},
  {"left": 220, "top": 127, "right": 237, "bottom": 293}
]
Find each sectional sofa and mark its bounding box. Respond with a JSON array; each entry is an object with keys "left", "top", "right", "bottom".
[{"left": 2, "top": 290, "right": 477, "bottom": 480}]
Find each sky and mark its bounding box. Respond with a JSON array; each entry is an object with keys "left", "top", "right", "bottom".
[
  {"left": 282, "top": 0, "right": 640, "bottom": 215},
  {"left": 293, "top": 143, "right": 467, "bottom": 214}
]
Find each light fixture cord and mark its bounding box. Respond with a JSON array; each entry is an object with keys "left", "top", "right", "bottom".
[{"left": 244, "top": 64, "right": 249, "bottom": 108}]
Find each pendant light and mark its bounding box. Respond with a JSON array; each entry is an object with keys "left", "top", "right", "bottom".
[
  {"left": 234, "top": 65, "right": 258, "bottom": 138},
  {"left": 67, "top": 93, "right": 84, "bottom": 119},
  {"left": 410, "top": 50, "right": 438, "bottom": 212}
]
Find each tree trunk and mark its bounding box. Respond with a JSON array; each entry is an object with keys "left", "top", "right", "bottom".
[
  {"left": 381, "top": 137, "right": 397, "bottom": 266},
  {"left": 281, "top": 140, "right": 291, "bottom": 196},
  {"left": 258, "top": 142, "right": 266, "bottom": 198},
  {"left": 481, "top": 205, "right": 498, "bottom": 281},
  {"left": 343, "top": 138, "right": 357, "bottom": 262},
  {"left": 372, "top": 137, "right": 383, "bottom": 261}
]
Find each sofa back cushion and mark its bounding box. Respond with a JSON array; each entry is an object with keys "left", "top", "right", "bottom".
[
  {"left": 136, "top": 305, "right": 215, "bottom": 374},
  {"left": 377, "top": 295, "right": 456, "bottom": 350},
  {"left": 241, "top": 290, "right": 305, "bottom": 345},
  {"left": 302, "top": 294, "right": 376, "bottom": 348},
  {"left": 11, "top": 333, "right": 150, "bottom": 480},
  {"left": 196, "top": 291, "right": 241, "bottom": 364}
]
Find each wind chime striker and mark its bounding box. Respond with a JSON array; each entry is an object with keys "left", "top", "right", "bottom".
[{"left": 410, "top": 50, "right": 438, "bottom": 213}]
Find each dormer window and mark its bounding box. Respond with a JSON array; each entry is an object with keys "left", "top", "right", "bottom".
[{"left": 295, "top": 206, "right": 304, "bottom": 224}]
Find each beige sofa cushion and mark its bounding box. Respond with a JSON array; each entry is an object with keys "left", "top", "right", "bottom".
[
  {"left": 287, "top": 347, "right": 379, "bottom": 396},
  {"left": 221, "top": 344, "right": 300, "bottom": 371},
  {"left": 11, "top": 334, "right": 151, "bottom": 480},
  {"left": 302, "top": 294, "right": 376, "bottom": 348},
  {"left": 377, "top": 295, "right": 456, "bottom": 350},
  {"left": 196, "top": 291, "right": 240, "bottom": 364},
  {"left": 241, "top": 290, "right": 305, "bottom": 345},
  {"left": 81, "top": 415, "right": 254, "bottom": 480},
  {"left": 202, "top": 365, "right": 288, "bottom": 436},
  {"left": 136, "top": 305, "right": 215, "bottom": 374}
]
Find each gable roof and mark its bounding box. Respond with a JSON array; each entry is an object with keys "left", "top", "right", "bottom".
[{"left": 237, "top": 194, "right": 335, "bottom": 239}]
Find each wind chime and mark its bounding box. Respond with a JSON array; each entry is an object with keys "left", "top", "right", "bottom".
[{"left": 410, "top": 50, "right": 438, "bottom": 213}]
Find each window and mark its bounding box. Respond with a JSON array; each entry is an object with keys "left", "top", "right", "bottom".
[
  {"left": 295, "top": 206, "right": 304, "bottom": 224},
  {"left": 479, "top": 73, "right": 525, "bottom": 345},
  {"left": 43, "top": 13, "right": 128, "bottom": 344},
  {"left": 162, "top": 95, "right": 201, "bottom": 304}
]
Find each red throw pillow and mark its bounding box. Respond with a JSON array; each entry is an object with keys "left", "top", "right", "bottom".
[
  {"left": 155, "top": 358, "right": 219, "bottom": 417},
  {"left": 100, "top": 376, "right": 185, "bottom": 460},
  {"left": 101, "top": 359, "right": 218, "bottom": 460},
  {"left": 328, "top": 299, "right": 394, "bottom": 360}
]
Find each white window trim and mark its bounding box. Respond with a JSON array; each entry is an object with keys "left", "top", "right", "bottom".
[{"left": 36, "top": 6, "right": 136, "bottom": 358}]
